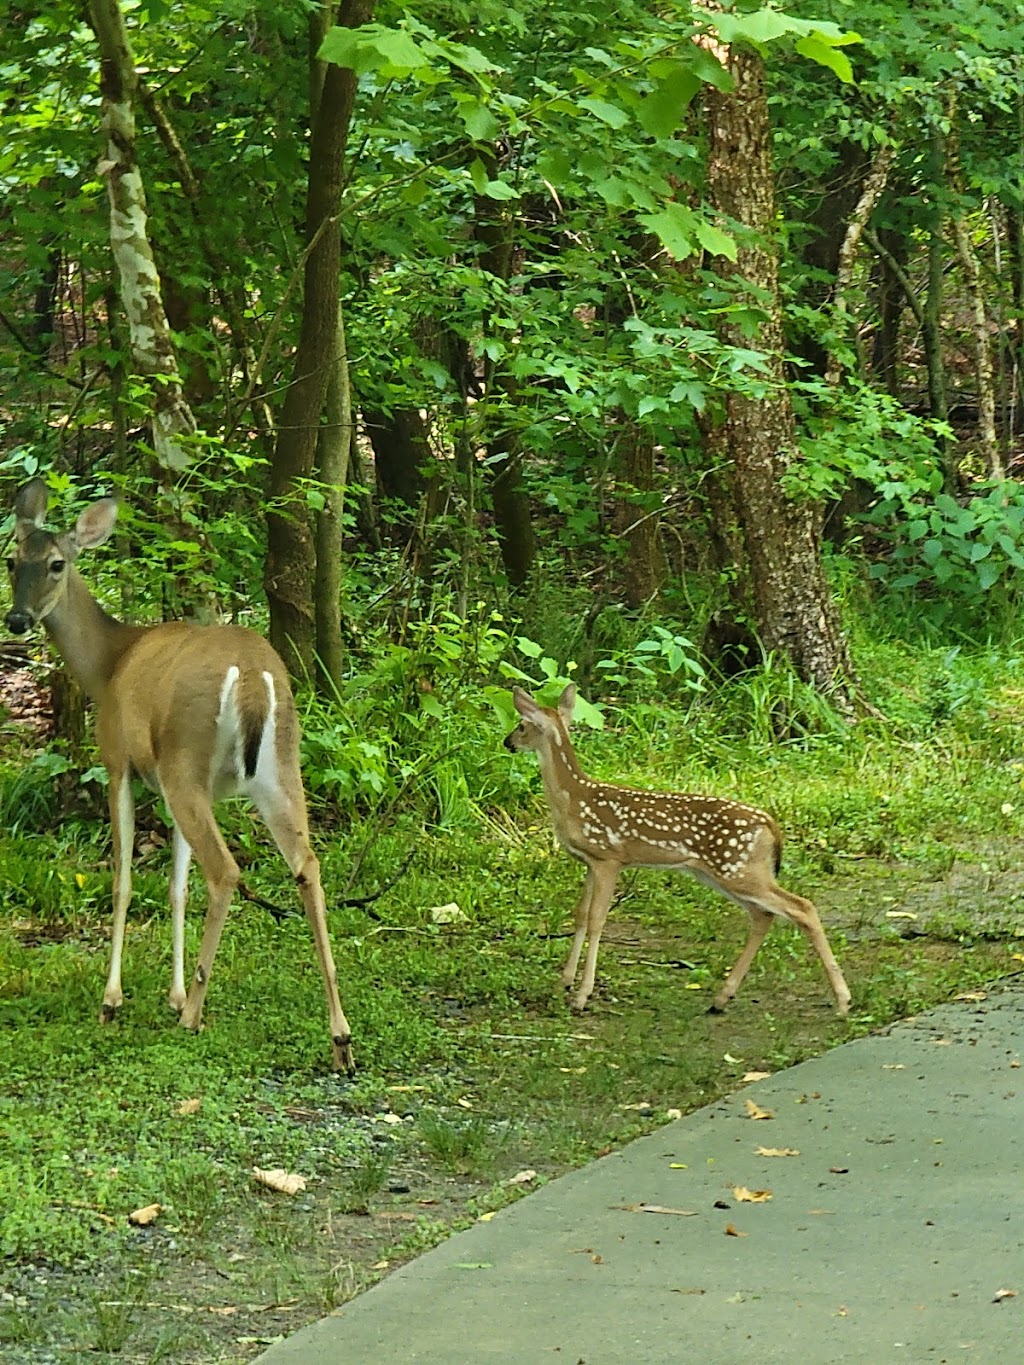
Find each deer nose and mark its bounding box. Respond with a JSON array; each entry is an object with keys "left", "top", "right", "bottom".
[
  {"left": 503, "top": 734, "right": 517, "bottom": 752},
  {"left": 5, "top": 610, "right": 33, "bottom": 635}
]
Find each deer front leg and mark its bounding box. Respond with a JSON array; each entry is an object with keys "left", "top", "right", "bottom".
[
  {"left": 100, "top": 771, "right": 135, "bottom": 1022},
  {"left": 560, "top": 868, "right": 594, "bottom": 993},
  {"left": 571, "top": 861, "right": 620, "bottom": 1012}
]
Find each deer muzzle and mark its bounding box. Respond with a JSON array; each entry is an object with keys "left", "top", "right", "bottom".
[{"left": 5, "top": 609, "right": 34, "bottom": 635}]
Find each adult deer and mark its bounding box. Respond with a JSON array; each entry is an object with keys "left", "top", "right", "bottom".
[
  {"left": 5, "top": 478, "right": 354, "bottom": 1072},
  {"left": 505, "top": 685, "right": 851, "bottom": 1017}
]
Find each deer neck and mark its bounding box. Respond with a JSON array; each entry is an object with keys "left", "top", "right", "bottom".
[
  {"left": 42, "top": 568, "right": 146, "bottom": 703},
  {"left": 535, "top": 728, "right": 589, "bottom": 818}
]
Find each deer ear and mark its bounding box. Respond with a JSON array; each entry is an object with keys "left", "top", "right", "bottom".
[
  {"left": 73, "top": 497, "right": 119, "bottom": 551},
  {"left": 13, "top": 478, "right": 48, "bottom": 540},
  {"left": 512, "top": 687, "right": 540, "bottom": 718},
  {"left": 557, "top": 684, "right": 577, "bottom": 727}
]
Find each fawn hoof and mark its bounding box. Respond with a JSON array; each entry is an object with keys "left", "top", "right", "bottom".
[
  {"left": 332, "top": 1036, "right": 356, "bottom": 1076},
  {"left": 99, "top": 1000, "right": 120, "bottom": 1024},
  {"left": 168, "top": 990, "right": 187, "bottom": 1015}
]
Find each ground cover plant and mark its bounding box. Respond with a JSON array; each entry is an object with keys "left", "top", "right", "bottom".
[{"left": 2, "top": 621, "right": 1023, "bottom": 1363}]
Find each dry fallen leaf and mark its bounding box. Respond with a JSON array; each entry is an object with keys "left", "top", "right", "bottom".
[
  {"left": 954, "top": 991, "right": 987, "bottom": 1003},
  {"left": 176, "top": 1098, "right": 201, "bottom": 1116},
  {"left": 882, "top": 1064, "right": 905, "bottom": 1071},
  {"left": 507, "top": 1169, "right": 537, "bottom": 1187},
  {"left": 756, "top": 1147, "right": 800, "bottom": 1158},
  {"left": 993, "top": 1288, "right": 1018, "bottom": 1303},
  {"left": 745, "top": 1098, "right": 774, "bottom": 1121},
  {"left": 478, "top": 1211, "right": 496, "bottom": 1222},
  {"left": 371, "top": 1260, "right": 390, "bottom": 1271},
  {"left": 128, "top": 1203, "right": 161, "bottom": 1227},
  {"left": 430, "top": 902, "right": 467, "bottom": 924},
  {"left": 671, "top": 1287, "right": 706, "bottom": 1296},
  {"left": 930, "top": 1038, "right": 953, "bottom": 1046},
  {"left": 724, "top": 1223, "right": 748, "bottom": 1237},
  {"left": 456, "top": 1097, "right": 474, "bottom": 1109},
  {"left": 733, "top": 1186, "right": 772, "bottom": 1203},
  {"left": 252, "top": 1168, "right": 307, "bottom": 1196},
  {"left": 665, "top": 1108, "right": 682, "bottom": 1121},
  {"left": 829, "top": 1166, "right": 850, "bottom": 1175},
  {"left": 742, "top": 1071, "right": 771, "bottom": 1083}
]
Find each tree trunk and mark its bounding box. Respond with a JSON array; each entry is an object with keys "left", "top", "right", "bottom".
[
  {"left": 264, "top": 0, "right": 372, "bottom": 679},
  {"left": 870, "top": 224, "right": 907, "bottom": 397},
  {"left": 613, "top": 421, "right": 667, "bottom": 607},
  {"left": 824, "top": 144, "right": 895, "bottom": 388},
  {"left": 314, "top": 304, "right": 352, "bottom": 694},
  {"left": 87, "top": 0, "right": 198, "bottom": 474},
  {"left": 703, "top": 45, "right": 857, "bottom": 707},
  {"left": 473, "top": 150, "right": 536, "bottom": 588},
  {"left": 945, "top": 97, "right": 1001, "bottom": 478}
]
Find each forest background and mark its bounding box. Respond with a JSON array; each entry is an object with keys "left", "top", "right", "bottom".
[{"left": 2, "top": 1, "right": 1024, "bottom": 1360}]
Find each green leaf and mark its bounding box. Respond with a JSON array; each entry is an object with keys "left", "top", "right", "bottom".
[
  {"left": 455, "top": 95, "right": 500, "bottom": 142},
  {"left": 693, "top": 218, "right": 737, "bottom": 261},
  {"left": 319, "top": 23, "right": 430, "bottom": 74},
  {"left": 637, "top": 203, "right": 695, "bottom": 260},
  {"left": 794, "top": 35, "right": 854, "bottom": 83},
  {"left": 578, "top": 97, "right": 630, "bottom": 129},
  {"left": 636, "top": 67, "right": 702, "bottom": 137}
]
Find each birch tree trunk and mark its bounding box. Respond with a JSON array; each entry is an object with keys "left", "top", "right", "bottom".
[
  {"left": 703, "top": 44, "right": 857, "bottom": 708},
  {"left": 87, "top": 0, "right": 197, "bottom": 473}
]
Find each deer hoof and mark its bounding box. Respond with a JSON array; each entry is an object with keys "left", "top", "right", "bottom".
[{"left": 99, "top": 1001, "right": 120, "bottom": 1024}]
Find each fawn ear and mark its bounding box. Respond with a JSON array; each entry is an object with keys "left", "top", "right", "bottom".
[
  {"left": 557, "top": 684, "right": 577, "bottom": 727},
  {"left": 512, "top": 687, "right": 540, "bottom": 718}
]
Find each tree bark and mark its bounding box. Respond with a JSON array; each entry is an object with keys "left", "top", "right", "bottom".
[
  {"left": 87, "top": 0, "right": 198, "bottom": 473},
  {"left": 703, "top": 45, "right": 857, "bottom": 707},
  {"left": 824, "top": 144, "right": 895, "bottom": 387},
  {"left": 313, "top": 304, "right": 352, "bottom": 694},
  {"left": 264, "top": 0, "right": 372, "bottom": 679},
  {"left": 945, "top": 97, "right": 1001, "bottom": 478}
]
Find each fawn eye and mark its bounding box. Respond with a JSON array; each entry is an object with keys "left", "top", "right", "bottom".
[{"left": 50, "top": 559, "right": 66, "bottom": 574}]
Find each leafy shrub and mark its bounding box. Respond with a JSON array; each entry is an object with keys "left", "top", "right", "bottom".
[{"left": 866, "top": 483, "right": 1024, "bottom": 628}]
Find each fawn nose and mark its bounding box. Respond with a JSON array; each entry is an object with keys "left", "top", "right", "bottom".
[
  {"left": 5, "top": 610, "right": 33, "bottom": 634},
  {"left": 503, "top": 733, "right": 517, "bottom": 752}
]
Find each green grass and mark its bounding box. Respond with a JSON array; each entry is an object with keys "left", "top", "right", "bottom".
[{"left": 2, "top": 633, "right": 1024, "bottom": 1360}]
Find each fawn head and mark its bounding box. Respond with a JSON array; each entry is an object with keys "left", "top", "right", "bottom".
[
  {"left": 504, "top": 684, "right": 576, "bottom": 753},
  {"left": 6, "top": 478, "right": 118, "bottom": 635}
]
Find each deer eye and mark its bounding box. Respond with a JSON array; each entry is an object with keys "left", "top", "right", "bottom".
[{"left": 49, "top": 559, "right": 66, "bottom": 574}]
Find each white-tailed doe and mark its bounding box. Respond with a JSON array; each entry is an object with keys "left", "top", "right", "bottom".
[
  {"left": 5, "top": 479, "right": 353, "bottom": 1072},
  {"left": 505, "top": 685, "right": 851, "bottom": 1017}
]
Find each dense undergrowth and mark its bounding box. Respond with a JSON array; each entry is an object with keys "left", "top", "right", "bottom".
[{"left": 1, "top": 581, "right": 1023, "bottom": 1361}]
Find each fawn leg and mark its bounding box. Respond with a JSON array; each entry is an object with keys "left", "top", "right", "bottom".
[
  {"left": 561, "top": 868, "right": 594, "bottom": 992},
  {"left": 571, "top": 862, "right": 620, "bottom": 1012}
]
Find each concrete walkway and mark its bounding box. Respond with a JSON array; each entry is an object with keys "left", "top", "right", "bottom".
[{"left": 259, "top": 984, "right": 1024, "bottom": 1364}]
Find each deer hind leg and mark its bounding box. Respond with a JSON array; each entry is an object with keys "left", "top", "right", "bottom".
[
  {"left": 100, "top": 769, "right": 135, "bottom": 1022},
  {"left": 168, "top": 825, "right": 192, "bottom": 1014},
  {"left": 571, "top": 861, "right": 621, "bottom": 1013},
  {"left": 560, "top": 868, "right": 594, "bottom": 992},
  {"left": 764, "top": 885, "right": 851, "bottom": 1015},
  {"left": 249, "top": 768, "right": 354, "bottom": 1074},
  {"left": 164, "top": 784, "right": 240, "bottom": 1034},
  {"left": 722, "top": 877, "right": 851, "bottom": 1016}
]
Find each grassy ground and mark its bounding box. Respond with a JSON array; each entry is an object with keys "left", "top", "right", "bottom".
[{"left": 2, "top": 640, "right": 1024, "bottom": 1362}]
